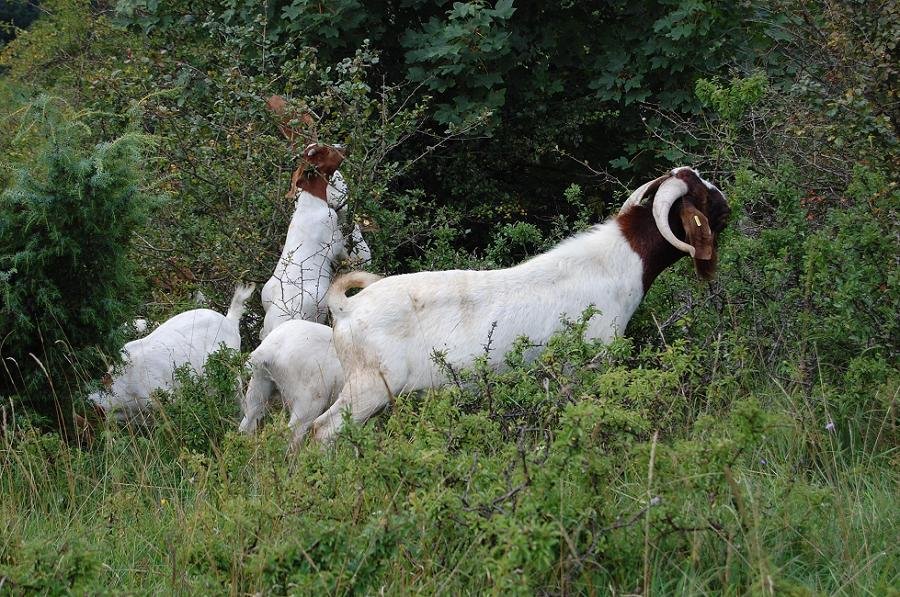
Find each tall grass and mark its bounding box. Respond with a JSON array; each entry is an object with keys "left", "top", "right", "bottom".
[{"left": 1, "top": 335, "right": 896, "bottom": 595}]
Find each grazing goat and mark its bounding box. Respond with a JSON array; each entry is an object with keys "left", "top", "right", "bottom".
[
  {"left": 313, "top": 167, "right": 731, "bottom": 441},
  {"left": 259, "top": 96, "right": 371, "bottom": 339},
  {"left": 239, "top": 319, "right": 346, "bottom": 447},
  {"left": 88, "top": 284, "right": 255, "bottom": 421},
  {"left": 267, "top": 95, "right": 371, "bottom": 264},
  {"left": 259, "top": 142, "right": 351, "bottom": 338}
]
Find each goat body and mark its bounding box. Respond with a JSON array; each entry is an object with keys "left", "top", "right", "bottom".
[
  {"left": 259, "top": 143, "right": 373, "bottom": 339},
  {"left": 89, "top": 284, "right": 254, "bottom": 421},
  {"left": 313, "top": 226, "right": 644, "bottom": 438},
  {"left": 239, "top": 319, "right": 343, "bottom": 447},
  {"left": 260, "top": 191, "right": 346, "bottom": 337},
  {"left": 313, "top": 168, "right": 730, "bottom": 440}
]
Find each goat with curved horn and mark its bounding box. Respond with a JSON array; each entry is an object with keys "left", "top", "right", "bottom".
[
  {"left": 651, "top": 176, "right": 697, "bottom": 257},
  {"left": 618, "top": 173, "right": 670, "bottom": 215},
  {"left": 312, "top": 166, "right": 731, "bottom": 441}
]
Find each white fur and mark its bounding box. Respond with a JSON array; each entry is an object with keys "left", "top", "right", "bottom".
[
  {"left": 89, "top": 284, "right": 254, "bottom": 422},
  {"left": 259, "top": 191, "right": 347, "bottom": 338},
  {"left": 239, "top": 320, "right": 343, "bottom": 447},
  {"left": 259, "top": 173, "right": 373, "bottom": 340},
  {"left": 312, "top": 220, "right": 646, "bottom": 440},
  {"left": 328, "top": 170, "right": 372, "bottom": 266}
]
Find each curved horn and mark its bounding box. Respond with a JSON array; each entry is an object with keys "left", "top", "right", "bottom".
[
  {"left": 619, "top": 173, "right": 671, "bottom": 215},
  {"left": 652, "top": 176, "right": 696, "bottom": 257}
]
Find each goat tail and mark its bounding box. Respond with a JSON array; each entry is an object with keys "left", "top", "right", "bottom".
[
  {"left": 226, "top": 282, "right": 257, "bottom": 324},
  {"left": 327, "top": 271, "right": 382, "bottom": 317}
]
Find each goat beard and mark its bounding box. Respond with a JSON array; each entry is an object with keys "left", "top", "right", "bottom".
[{"left": 693, "top": 251, "right": 718, "bottom": 280}]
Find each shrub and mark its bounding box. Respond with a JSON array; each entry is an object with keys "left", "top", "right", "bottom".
[
  {"left": 0, "top": 537, "right": 101, "bottom": 594},
  {"left": 0, "top": 97, "right": 151, "bottom": 429},
  {"left": 153, "top": 347, "right": 245, "bottom": 456}
]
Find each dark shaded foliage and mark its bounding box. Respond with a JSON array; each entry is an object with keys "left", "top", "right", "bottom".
[{"left": 0, "top": 0, "right": 40, "bottom": 47}]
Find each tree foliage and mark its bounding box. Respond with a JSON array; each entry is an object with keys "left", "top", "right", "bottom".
[
  {"left": 0, "top": 97, "right": 151, "bottom": 423},
  {"left": 0, "top": 0, "right": 40, "bottom": 48}
]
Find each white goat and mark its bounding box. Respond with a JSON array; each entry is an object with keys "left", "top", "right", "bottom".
[
  {"left": 312, "top": 167, "right": 731, "bottom": 440},
  {"left": 239, "top": 319, "right": 345, "bottom": 447},
  {"left": 266, "top": 93, "right": 371, "bottom": 266},
  {"left": 89, "top": 283, "right": 255, "bottom": 421},
  {"left": 259, "top": 142, "right": 348, "bottom": 338}
]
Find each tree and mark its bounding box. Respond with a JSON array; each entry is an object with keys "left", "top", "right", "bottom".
[
  {"left": 0, "top": 97, "right": 151, "bottom": 429},
  {"left": 0, "top": 0, "right": 40, "bottom": 48}
]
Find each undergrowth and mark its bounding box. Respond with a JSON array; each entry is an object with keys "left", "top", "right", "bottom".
[{"left": 1, "top": 319, "right": 896, "bottom": 594}]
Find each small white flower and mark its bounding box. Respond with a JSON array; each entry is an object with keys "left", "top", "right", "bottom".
[{"left": 825, "top": 421, "right": 835, "bottom": 432}]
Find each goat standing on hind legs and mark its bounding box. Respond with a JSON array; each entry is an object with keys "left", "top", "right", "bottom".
[
  {"left": 312, "top": 167, "right": 731, "bottom": 441},
  {"left": 259, "top": 96, "right": 371, "bottom": 340}
]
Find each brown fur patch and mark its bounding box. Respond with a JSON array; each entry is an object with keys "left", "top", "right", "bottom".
[
  {"left": 618, "top": 205, "right": 685, "bottom": 291},
  {"left": 619, "top": 169, "right": 731, "bottom": 288},
  {"left": 285, "top": 144, "right": 345, "bottom": 201},
  {"left": 678, "top": 198, "right": 714, "bottom": 260}
]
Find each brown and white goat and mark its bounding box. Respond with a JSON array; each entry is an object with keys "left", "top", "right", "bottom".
[
  {"left": 312, "top": 167, "right": 731, "bottom": 441},
  {"left": 259, "top": 96, "right": 371, "bottom": 339}
]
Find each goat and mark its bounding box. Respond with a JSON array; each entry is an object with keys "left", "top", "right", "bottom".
[
  {"left": 259, "top": 142, "right": 351, "bottom": 338},
  {"left": 266, "top": 95, "right": 371, "bottom": 265},
  {"left": 259, "top": 97, "right": 371, "bottom": 339},
  {"left": 129, "top": 290, "right": 206, "bottom": 336},
  {"left": 312, "top": 167, "right": 731, "bottom": 441},
  {"left": 239, "top": 319, "right": 345, "bottom": 447},
  {"left": 88, "top": 283, "right": 255, "bottom": 421}
]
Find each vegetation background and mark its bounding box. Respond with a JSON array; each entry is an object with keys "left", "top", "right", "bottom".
[{"left": 0, "top": 0, "right": 897, "bottom": 594}]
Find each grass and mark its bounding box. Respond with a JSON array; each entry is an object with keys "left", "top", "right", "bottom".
[{"left": 1, "top": 340, "right": 896, "bottom": 595}]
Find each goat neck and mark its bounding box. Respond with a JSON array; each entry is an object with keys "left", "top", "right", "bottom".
[
  {"left": 294, "top": 168, "right": 330, "bottom": 203},
  {"left": 616, "top": 204, "right": 689, "bottom": 291}
]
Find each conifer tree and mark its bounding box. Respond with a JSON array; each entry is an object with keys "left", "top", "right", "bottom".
[{"left": 0, "top": 97, "right": 150, "bottom": 428}]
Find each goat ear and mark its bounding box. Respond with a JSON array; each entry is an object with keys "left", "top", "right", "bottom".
[
  {"left": 265, "top": 95, "right": 316, "bottom": 147},
  {"left": 285, "top": 167, "right": 302, "bottom": 200},
  {"left": 679, "top": 198, "right": 714, "bottom": 261}
]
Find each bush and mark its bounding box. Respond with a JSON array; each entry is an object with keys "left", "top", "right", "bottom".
[
  {"left": 154, "top": 347, "right": 245, "bottom": 456},
  {"left": 0, "top": 0, "right": 39, "bottom": 48},
  {"left": 0, "top": 96, "right": 151, "bottom": 428},
  {"left": 0, "top": 537, "right": 101, "bottom": 594}
]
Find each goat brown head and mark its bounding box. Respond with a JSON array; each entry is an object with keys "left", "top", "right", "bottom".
[
  {"left": 618, "top": 167, "right": 731, "bottom": 288},
  {"left": 264, "top": 95, "right": 346, "bottom": 201},
  {"left": 265, "top": 94, "right": 316, "bottom": 150},
  {"left": 285, "top": 143, "right": 346, "bottom": 201}
]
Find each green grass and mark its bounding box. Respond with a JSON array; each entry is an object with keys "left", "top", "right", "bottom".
[{"left": 1, "top": 339, "right": 896, "bottom": 595}]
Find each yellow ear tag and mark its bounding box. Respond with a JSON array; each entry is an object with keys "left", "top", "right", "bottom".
[{"left": 694, "top": 215, "right": 702, "bottom": 227}]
